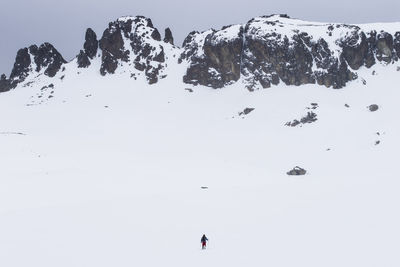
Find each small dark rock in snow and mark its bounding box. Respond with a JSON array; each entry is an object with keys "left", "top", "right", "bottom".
[
  {"left": 0, "top": 132, "right": 26, "bottom": 136},
  {"left": 345, "top": 103, "right": 350, "bottom": 108},
  {"left": 375, "top": 140, "right": 381, "bottom": 145},
  {"left": 397, "top": 66, "right": 400, "bottom": 71},
  {"left": 104, "top": 105, "right": 109, "bottom": 108},
  {"left": 286, "top": 111, "right": 317, "bottom": 127},
  {"left": 185, "top": 88, "right": 193, "bottom": 93},
  {"left": 285, "top": 119, "right": 300, "bottom": 127},
  {"left": 201, "top": 187, "right": 208, "bottom": 189},
  {"left": 300, "top": 111, "right": 317, "bottom": 124},
  {"left": 239, "top": 108, "right": 255, "bottom": 116},
  {"left": 287, "top": 166, "right": 307, "bottom": 176},
  {"left": 368, "top": 104, "right": 379, "bottom": 112}
]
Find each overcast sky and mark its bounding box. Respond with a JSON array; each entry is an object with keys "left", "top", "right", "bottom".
[{"left": 1, "top": 0, "right": 399, "bottom": 75}]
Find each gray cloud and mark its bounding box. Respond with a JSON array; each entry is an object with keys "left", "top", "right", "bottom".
[{"left": 1, "top": 0, "right": 399, "bottom": 75}]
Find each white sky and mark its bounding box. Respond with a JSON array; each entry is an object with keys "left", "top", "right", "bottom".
[{"left": 1, "top": 0, "right": 399, "bottom": 75}]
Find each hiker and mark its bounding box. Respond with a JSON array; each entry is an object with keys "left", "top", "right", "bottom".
[{"left": 201, "top": 234, "right": 208, "bottom": 249}]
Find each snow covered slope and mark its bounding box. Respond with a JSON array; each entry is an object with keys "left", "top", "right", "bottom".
[{"left": 0, "top": 15, "right": 400, "bottom": 267}]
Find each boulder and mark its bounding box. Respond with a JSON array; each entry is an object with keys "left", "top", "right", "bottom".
[
  {"left": 287, "top": 166, "right": 307, "bottom": 176},
  {"left": 368, "top": 104, "right": 379, "bottom": 112},
  {"left": 239, "top": 107, "right": 255, "bottom": 115}
]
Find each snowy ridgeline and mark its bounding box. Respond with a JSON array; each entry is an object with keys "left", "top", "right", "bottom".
[
  {"left": 0, "top": 49, "right": 399, "bottom": 267},
  {"left": 1, "top": 14, "right": 400, "bottom": 93}
]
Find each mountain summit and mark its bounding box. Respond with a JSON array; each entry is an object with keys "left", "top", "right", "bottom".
[{"left": 1, "top": 14, "right": 399, "bottom": 92}]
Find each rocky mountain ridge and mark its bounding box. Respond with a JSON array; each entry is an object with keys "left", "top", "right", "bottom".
[{"left": 1, "top": 14, "right": 399, "bottom": 92}]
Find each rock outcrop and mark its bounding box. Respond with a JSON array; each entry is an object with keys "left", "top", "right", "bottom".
[
  {"left": 180, "top": 25, "right": 244, "bottom": 88},
  {"left": 239, "top": 107, "right": 255, "bottom": 116},
  {"left": 98, "top": 16, "right": 171, "bottom": 84},
  {"left": 77, "top": 28, "right": 99, "bottom": 68},
  {"left": 2, "top": 14, "right": 400, "bottom": 92},
  {"left": 8, "top": 43, "right": 66, "bottom": 86},
  {"left": 0, "top": 74, "right": 12, "bottom": 92},
  {"left": 180, "top": 15, "right": 400, "bottom": 90},
  {"left": 287, "top": 166, "right": 307, "bottom": 176},
  {"left": 164, "top": 28, "right": 174, "bottom": 45}
]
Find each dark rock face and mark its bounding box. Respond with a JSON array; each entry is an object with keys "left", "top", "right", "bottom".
[
  {"left": 180, "top": 15, "right": 400, "bottom": 90},
  {"left": 77, "top": 50, "right": 91, "bottom": 68},
  {"left": 77, "top": 28, "right": 99, "bottom": 68},
  {"left": 0, "top": 74, "right": 12, "bottom": 92},
  {"left": 10, "top": 48, "right": 32, "bottom": 81},
  {"left": 340, "top": 28, "right": 371, "bottom": 70},
  {"left": 181, "top": 25, "right": 244, "bottom": 88},
  {"left": 84, "top": 28, "right": 98, "bottom": 59},
  {"left": 243, "top": 31, "right": 316, "bottom": 90},
  {"left": 99, "top": 21, "right": 128, "bottom": 75},
  {"left": 164, "top": 28, "right": 174, "bottom": 45},
  {"left": 31, "top": 43, "right": 66, "bottom": 77},
  {"left": 287, "top": 166, "right": 307, "bottom": 176},
  {"left": 376, "top": 32, "right": 394, "bottom": 63},
  {"left": 151, "top": 28, "right": 161, "bottom": 41},
  {"left": 394, "top": 32, "right": 400, "bottom": 58},
  {"left": 10, "top": 43, "right": 66, "bottom": 82},
  {"left": 98, "top": 16, "right": 169, "bottom": 84},
  {"left": 1, "top": 42, "right": 65, "bottom": 92}
]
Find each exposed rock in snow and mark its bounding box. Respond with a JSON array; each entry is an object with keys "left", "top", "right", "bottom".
[
  {"left": 368, "top": 104, "right": 379, "bottom": 112},
  {"left": 286, "top": 111, "right": 318, "bottom": 127},
  {"left": 164, "top": 28, "right": 174, "bottom": 45},
  {"left": 3, "top": 43, "right": 66, "bottom": 91},
  {"left": 287, "top": 166, "right": 307, "bottom": 175},
  {"left": 239, "top": 107, "right": 255, "bottom": 116},
  {"left": 97, "top": 16, "right": 172, "bottom": 84},
  {"left": 77, "top": 28, "right": 99, "bottom": 68},
  {"left": 2, "top": 14, "right": 400, "bottom": 92},
  {"left": 0, "top": 74, "right": 12, "bottom": 92},
  {"left": 180, "top": 14, "right": 400, "bottom": 90},
  {"left": 180, "top": 25, "right": 244, "bottom": 88}
]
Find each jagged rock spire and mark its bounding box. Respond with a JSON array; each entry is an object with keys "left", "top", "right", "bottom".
[
  {"left": 77, "top": 28, "right": 99, "bottom": 68},
  {"left": 164, "top": 28, "right": 174, "bottom": 45}
]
